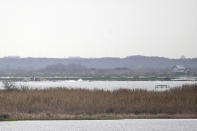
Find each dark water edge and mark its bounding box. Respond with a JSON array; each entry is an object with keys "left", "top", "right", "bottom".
[{"left": 1, "top": 113, "right": 197, "bottom": 121}]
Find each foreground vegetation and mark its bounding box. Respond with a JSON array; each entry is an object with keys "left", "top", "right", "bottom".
[{"left": 0, "top": 84, "right": 197, "bottom": 120}]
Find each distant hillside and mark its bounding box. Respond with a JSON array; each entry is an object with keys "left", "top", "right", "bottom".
[
  {"left": 41, "top": 63, "right": 88, "bottom": 74},
  {"left": 0, "top": 56, "right": 196, "bottom": 71}
]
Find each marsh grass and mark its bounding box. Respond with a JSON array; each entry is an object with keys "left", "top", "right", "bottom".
[{"left": 0, "top": 84, "right": 197, "bottom": 120}]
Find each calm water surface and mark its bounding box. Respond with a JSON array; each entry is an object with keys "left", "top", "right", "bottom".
[
  {"left": 0, "top": 119, "right": 196, "bottom": 131},
  {"left": 0, "top": 80, "right": 196, "bottom": 91}
]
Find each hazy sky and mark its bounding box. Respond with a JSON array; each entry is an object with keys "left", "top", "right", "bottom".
[{"left": 0, "top": 0, "right": 196, "bottom": 58}]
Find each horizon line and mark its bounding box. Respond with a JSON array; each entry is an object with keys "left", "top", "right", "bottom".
[{"left": 0, "top": 55, "right": 196, "bottom": 59}]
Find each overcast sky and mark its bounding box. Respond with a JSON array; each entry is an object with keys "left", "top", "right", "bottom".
[{"left": 0, "top": 0, "right": 196, "bottom": 58}]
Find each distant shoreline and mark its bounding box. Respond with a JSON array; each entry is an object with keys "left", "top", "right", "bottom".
[{"left": 0, "top": 76, "right": 197, "bottom": 81}]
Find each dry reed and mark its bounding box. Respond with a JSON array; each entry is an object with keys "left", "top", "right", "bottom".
[{"left": 0, "top": 84, "right": 197, "bottom": 120}]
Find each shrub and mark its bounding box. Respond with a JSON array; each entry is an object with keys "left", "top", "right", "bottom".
[{"left": 2, "top": 81, "right": 18, "bottom": 91}]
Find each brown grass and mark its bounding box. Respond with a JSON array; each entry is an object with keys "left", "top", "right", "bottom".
[{"left": 0, "top": 84, "right": 197, "bottom": 120}]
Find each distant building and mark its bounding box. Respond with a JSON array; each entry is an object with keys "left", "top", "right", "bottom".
[
  {"left": 171, "top": 65, "right": 190, "bottom": 75},
  {"left": 172, "top": 65, "right": 185, "bottom": 73}
]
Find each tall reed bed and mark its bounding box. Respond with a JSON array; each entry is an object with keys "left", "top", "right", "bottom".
[{"left": 0, "top": 84, "right": 196, "bottom": 120}]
